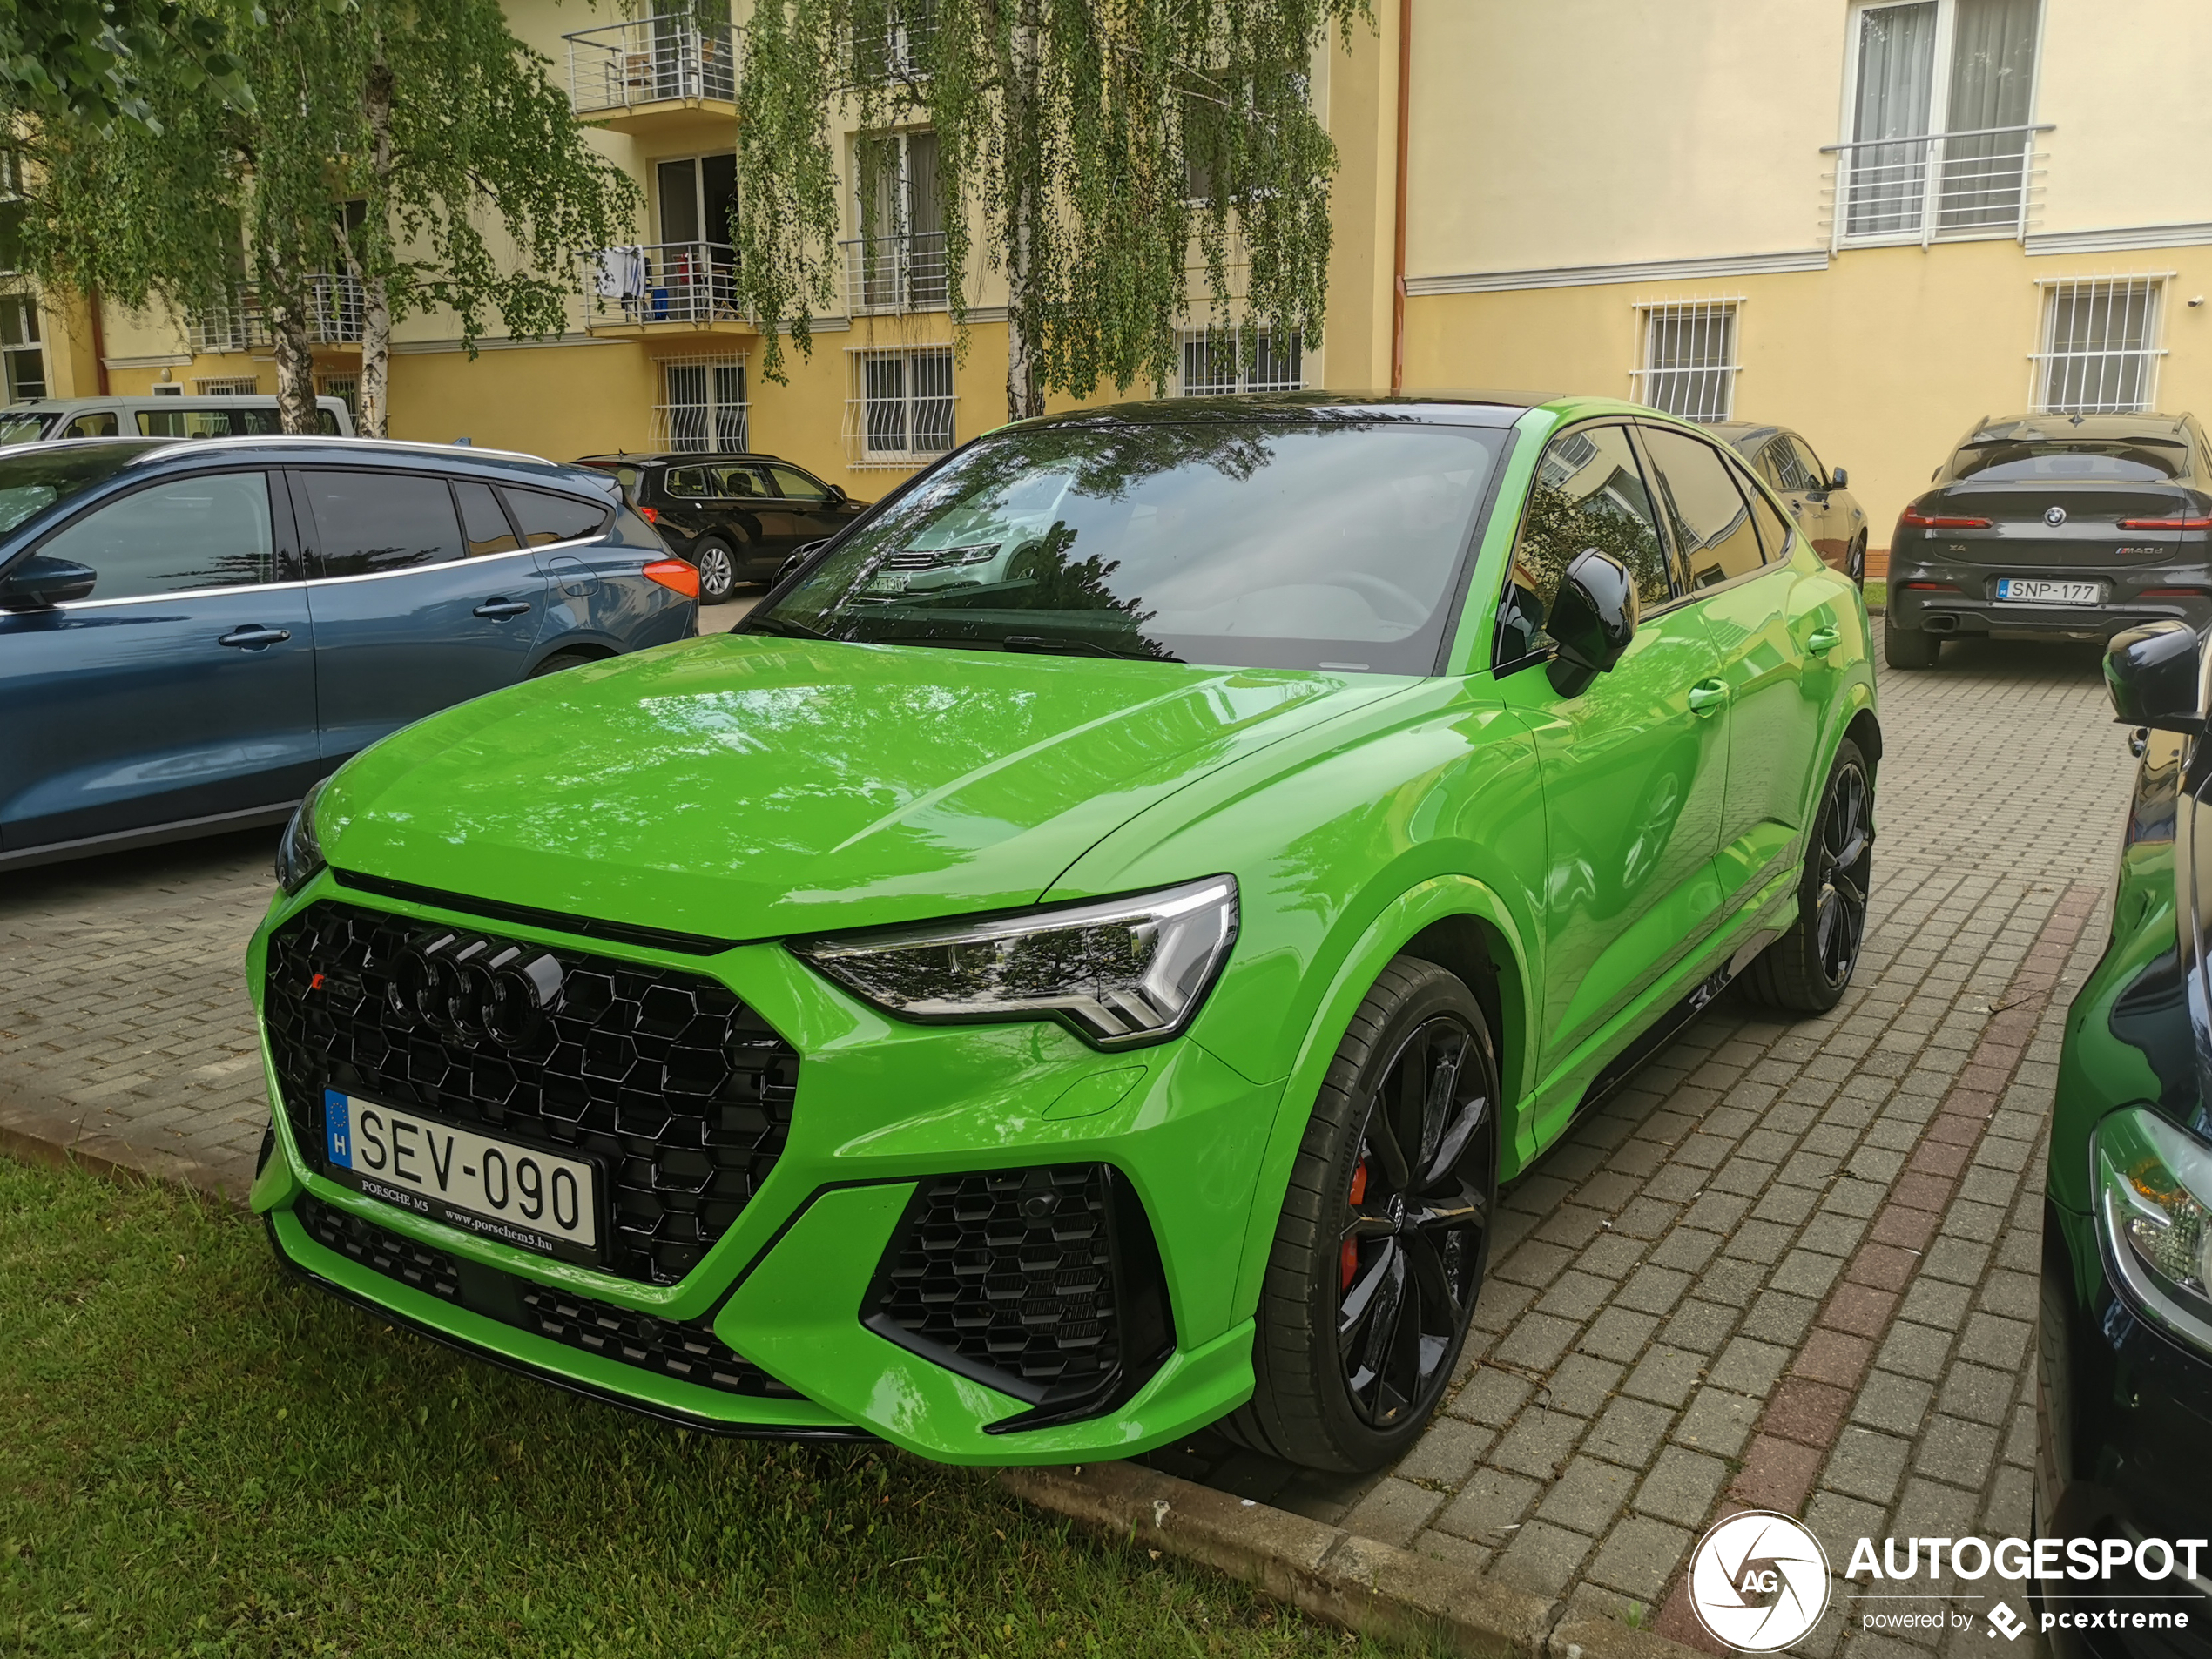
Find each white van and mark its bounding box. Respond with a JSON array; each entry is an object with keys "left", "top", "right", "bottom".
[{"left": 0, "top": 394, "right": 354, "bottom": 443}]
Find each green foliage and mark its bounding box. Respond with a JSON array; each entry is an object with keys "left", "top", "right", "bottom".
[
  {"left": 0, "top": 0, "right": 249, "bottom": 132},
  {"left": 733, "top": 0, "right": 1371, "bottom": 418},
  {"left": 0, "top": 1155, "right": 1418, "bottom": 1658}
]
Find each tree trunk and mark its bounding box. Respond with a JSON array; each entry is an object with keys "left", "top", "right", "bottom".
[
  {"left": 268, "top": 293, "right": 320, "bottom": 433},
  {"left": 1001, "top": 0, "right": 1043, "bottom": 422},
  {"left": 357, "top": 46, "right": 396, "bottom": 439}
]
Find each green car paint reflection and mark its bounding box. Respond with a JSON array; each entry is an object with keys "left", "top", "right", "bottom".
[{"left": 249, "top": 394, "right": 1877, "bottom": 1473}]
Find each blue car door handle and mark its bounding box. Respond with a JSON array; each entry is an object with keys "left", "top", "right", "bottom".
[
  {"left": 218, "top": 625, "right": 292, "bottom": 649},
  {"left": 473, "top": 598, "right": 533, "bottom": 619}
]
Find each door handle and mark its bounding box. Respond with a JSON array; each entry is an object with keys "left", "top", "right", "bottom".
[
  {"left": 218, "top": 625, "right": 292, "bottom": 649},
  {"left": 1806, "top": 626, "right": 1841, "bottom": 654},
  {"left": 1687, "top": 678, "right": 1729, "bottom": 715},
  {"left": 473, "top": 599, "right": 533, "bottom": 619}
]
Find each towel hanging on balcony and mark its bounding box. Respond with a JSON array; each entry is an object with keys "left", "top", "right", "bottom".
[{"left": 592, "top": 246, "right": 646, "bottom": 301}]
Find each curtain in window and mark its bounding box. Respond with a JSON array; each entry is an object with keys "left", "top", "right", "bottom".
[
  {"left": 906, "top": 132, "right": 947, "bottom": 307},
  {"left": 1847, "top": 2, "right": 1937, "bottom": 237},
  {"left": 1939, "top": 0, "right": 2039, "bottom": 229}
]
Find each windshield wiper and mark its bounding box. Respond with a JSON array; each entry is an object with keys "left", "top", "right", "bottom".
[
  {"left": 1001, "top": 634, "right": 1179, "bottom": 664},
  {"left": 740, "top": 612, "right": 832, "bottom": 642}
]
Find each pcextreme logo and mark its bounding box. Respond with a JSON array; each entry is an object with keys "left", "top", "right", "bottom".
[{"left": 1688, "top": 1512, "right": 1832, "bottom": 1652}]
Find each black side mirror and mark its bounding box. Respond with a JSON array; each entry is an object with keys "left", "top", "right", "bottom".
[
  {"left": 826, "top": 483, "right": 846, "bottom": 503},
  {"left": 1547, "top": 549, "right": 1638, "bottom": 698},
  {"left": 776, "top": 539, "right": 828, "bottom": 584},
  {"left": 1830, "top": 466, "right": 1849, "bottom": 491},
  {"left": 2106, "top": 621, "right": 2205, "bottom": 736},
  {"left": 0, "top": 555, "right": 97, "bottom": 609}
]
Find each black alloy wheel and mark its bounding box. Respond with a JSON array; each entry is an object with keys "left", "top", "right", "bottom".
[
  {"left": 1847, "top": 533, "right": 1866, "bottom": 587},
  {"left": 1743, "top": 737, "right": 1873, "bottom": 1014},
  {"left": 693, "top": 536, "right": 739, "bottom": 604},
  {"left": 1229, "top": 956, "right": 1499, "bottom": 1472}
]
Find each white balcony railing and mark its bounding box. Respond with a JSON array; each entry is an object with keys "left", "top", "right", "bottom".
[
  {"left": 565, "top": 19, "right": 735, "bottom": 116},
  {"left": 185, "top": 273, "right": 363, "bottom": 351},
  {"left": 843, "top": 230, "right": 948, "bottom": 315},
  {"left": 1822, "top": 124, "right": 2052, "bottom": 250},
  {"left": 579, "top": 241, "right": 742, "bottom": 327}
]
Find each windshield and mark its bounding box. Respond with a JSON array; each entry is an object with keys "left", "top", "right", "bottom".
[
  {"left": 747, "top": 418, "right": 1506, "bottom": 674},
  {"left": 0, "top": 412, "right": 54, "bottom": 447},
  {"left": 0, "top": 443, "right": 160, "bottom": 538},
  {"left": 1951, "top": 440, "right": 2189, "bottom": 483}
]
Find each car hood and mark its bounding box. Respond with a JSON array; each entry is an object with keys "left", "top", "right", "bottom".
[{"left": 320, "top": 635, "right": 1406, "bottom": 941}]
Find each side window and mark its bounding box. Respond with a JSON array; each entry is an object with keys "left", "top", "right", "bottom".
[
  {"left": 715, "top": 465, "right": 765, "bottom": 498},
  {"left": 454, "top": 481, "right": 520, "bottom": 556},
  {"left": 663, "top": 467, "right": 707, "bottom": 499},
  {"left": 1790, "top": 436, "right": 1828, "bottom": 489},
  {"left": 1743, "top": 475, "right": 1798, "bottom": 563},
  {"left": 1764, "top": 438, "right": 1811, "bottom": 492},
  {"left": 302, "top": 471, "right": 465, "bottom": 577},
  {"left": 1641, "top": 427, "right": 1768, "bottom": 590},
  {"left": 1497, "top": 423, "right": 1671, "bottom": 666},
  {"left": 502, "top": 487, "right": 610, "bottom": 546},
  {"left": 765, "top": 463, "right": 830, "bottom": 502},
  {"left": 63, "top": 412, "right": 118, "bottom": 438},
  {"left": 40, "top": 472, "right": 275, "bottom": 601}
]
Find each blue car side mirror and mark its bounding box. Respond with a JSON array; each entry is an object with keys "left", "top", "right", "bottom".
[{"left": 0, "top": 555, "right": 98, "bottom": 609}]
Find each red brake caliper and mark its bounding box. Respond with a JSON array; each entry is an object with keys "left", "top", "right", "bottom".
[{"left": 1342, "top": 1159, "right": 1369, "bottom": 1291}]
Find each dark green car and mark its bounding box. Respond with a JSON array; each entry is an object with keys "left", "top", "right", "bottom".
[{"left": 249, "top": 394, "right": 1877, "bottom": 1472}]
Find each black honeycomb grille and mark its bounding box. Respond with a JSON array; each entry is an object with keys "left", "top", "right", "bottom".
[
  {"left": 266, "top": 900, "right": 798, "bottom": 1285},
  {"left": 293, "top": 1192, "right": 786, "bottom": 1398},
  {"left": 867, "top": 1164, "right": 1172, "bottom": 1420}
]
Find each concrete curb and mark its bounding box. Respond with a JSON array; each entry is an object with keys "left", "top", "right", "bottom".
[
  {"left": 1002, "top": 1462, "right": 1704, "bottom": 1659},
  {"left": 0, "top": 1090, "right": 253, "bottom": 1206}
]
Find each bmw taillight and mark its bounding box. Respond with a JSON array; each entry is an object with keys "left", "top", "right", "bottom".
[
  {"left": 644, "top": 558, "right": 699, "bottom": 600},
  {"left": 1898, "top": 509, "right": 1993, "bottom": 529},
  {"left": 2120, "top": 516, "right": 2212, "bottom": 529}
]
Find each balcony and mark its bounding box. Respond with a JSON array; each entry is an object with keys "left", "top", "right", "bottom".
[
  {"left": 578, "top": 240, "right": 751, "bottom": 335},
  {"left": 1823, "top": 124, "right": 2051, "bottom": 250},
  {"left": 186, "top": 275, "right": 364, "bottom": 352},
  {"left": 565, "top": 20, "right": 735, "bottom": 133},
  {"left": 843, "top": 231, "right": 948, "bottom": 316}
]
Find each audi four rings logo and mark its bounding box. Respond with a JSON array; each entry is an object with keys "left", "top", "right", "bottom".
[
  {"left": 2046, "top": 505, "right": 2068, "bottom": 527},
  {"left": 385, "top": 931, "right": 565, "bottom": 1046}
]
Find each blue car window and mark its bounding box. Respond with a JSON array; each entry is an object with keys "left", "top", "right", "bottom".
[
  {"left": 38, "top": 470, "right": 274, "bottom": 602},
  {"left": 502, "top": 487, "right": 609, "bottom": 547},
  {"left": 303, "top": 470, "right": 464, "bottom": 577},
  {"left": 454, "top": 480, "right": 520, "bottom": 556}
]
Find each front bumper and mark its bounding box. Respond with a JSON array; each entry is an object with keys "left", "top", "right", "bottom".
[
  {"left": 250, "top": 879, "right": 1277, "bottom": 1464},
  {"left": 2037, "top": 1201, "right": 2212, "bottom": 1659}
]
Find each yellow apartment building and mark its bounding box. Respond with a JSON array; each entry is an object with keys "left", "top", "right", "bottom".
[{"left": 10, "top": 0, "right": 2210, "bottom": 557}]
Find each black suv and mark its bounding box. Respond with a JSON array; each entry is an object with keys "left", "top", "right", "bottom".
[{"left": 573, "top": 452, "right": 868, "bottom": 604}]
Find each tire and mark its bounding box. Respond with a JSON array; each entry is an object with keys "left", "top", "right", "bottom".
[
  {"left": 1741, "top": 737, "right": 1872, "bottom": 1015},
  {"left": 527, "top": 650, "right": 600, "bottom": 679},
  {"left": 692, "top": 537, "right": 739, "bottom": 604},
  {"left": 1847, "top": 533, "right": 1866, "bottom": 587},
  {"left": 1884, "top": 623, "right": 1940, "bottom": 669},
  {"left": 1226, "top": 956, "right": 1500, "bottom": 1473}
]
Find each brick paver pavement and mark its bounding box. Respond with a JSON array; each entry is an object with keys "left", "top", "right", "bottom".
[{"left": 0, "top": 617, "right": 2136, "bottom": 1657}]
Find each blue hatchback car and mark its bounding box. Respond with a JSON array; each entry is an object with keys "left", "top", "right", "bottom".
[{"left": 0, "top": 437, "right": 697, "bottom": 869}]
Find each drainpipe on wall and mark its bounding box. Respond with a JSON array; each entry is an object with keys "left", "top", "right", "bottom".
[
  {"left": 1390, "top": 0, "right": 1412, "bottom": 394},
  {"left": 88, "top": 286, "right": 109, "bottom": 395}
]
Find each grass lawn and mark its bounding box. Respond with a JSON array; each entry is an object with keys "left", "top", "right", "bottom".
[
  {"left": 0, "top": 1156, "right": 1415, "bottom": 1658},
  {"left": 1864, "top": 578, "right": 1885, "bottom": 610}
]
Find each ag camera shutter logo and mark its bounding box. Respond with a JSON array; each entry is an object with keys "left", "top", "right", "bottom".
[{"left": 1689, "top": 1511, "right": 1832, "bottom": 1651}]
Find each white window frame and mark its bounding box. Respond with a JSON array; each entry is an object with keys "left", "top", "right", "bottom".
[
  {"left": 843, "top": 345, "right": 954, "bottom": 468},
  {"left": 1629, "top": 298, "right": 1741, "bottom": 424},
  {"left": 655, "top": 353, "right": 749, "bottom": 452},
  {"left": 0, "top": 293, "right": 45, "bottom": 404},
  {"left": 1174, "top": 326, "right": 1303, "bottom": 396},
  {"left": 195, "top": 376, "right": 260, "bottom": 396},
  {"left": 846, "top": 127, "right": 946, "bottom": 315},
  {"left": 2030, "top": 273, "right": 2169, "bottom": 415},
  {"left": 1831, "top": 0, "right": 2047, "bottom": 248}
]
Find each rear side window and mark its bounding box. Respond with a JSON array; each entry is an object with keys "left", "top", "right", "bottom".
[
  {"left": 63, "top": 413, "right": 119, "bottom": 438},
  {"left": 454, "top": 480, "right": 520, "bottom": 556},
  {"left": 302, "top": 471, "right": 464, "bottom": 577},
  {"left": 1744, "top": 480, "right": 1798, "bottom": 563},
  {"left": 1499, "top": 423, "right": 1670, "bottom": 665},
  {"left": 662, "top": 467, "right": 708, "bottom": 499},
  {"left": 40, "top": 471, "right": 274, "bottom": 600},
  {"left": 137, "top": 407, "right": 339, "bottom": 437},
  {"left": 1642, "top": 427, "right": 1768, "bottom": 589},
  {"left": 502, "top": 487, "right": 610, "bottom": 546}
]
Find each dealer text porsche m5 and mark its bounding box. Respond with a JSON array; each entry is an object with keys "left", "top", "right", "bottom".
[{"left": 250, "top": 394, "right": 1877, "bottom": 1472}]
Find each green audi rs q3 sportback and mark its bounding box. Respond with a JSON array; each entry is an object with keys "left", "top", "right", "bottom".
[{"left": 249, "top": 394, "right": 1878, "bottom": 1473}]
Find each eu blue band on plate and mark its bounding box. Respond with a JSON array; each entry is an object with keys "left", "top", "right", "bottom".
[{"left": 324, "top": 1089, "right": 353, "bottom": 1168}]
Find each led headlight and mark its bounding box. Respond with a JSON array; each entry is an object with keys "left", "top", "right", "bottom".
[
  {"left": 273, "top": 779, "right": 327, "bottom": 896},
  {"left": 2095, "top": 1104, "right": 2212, "bottom": 1353},
  {"left": 790, "top": 875, "right": 1238, "bottom": 1049}
]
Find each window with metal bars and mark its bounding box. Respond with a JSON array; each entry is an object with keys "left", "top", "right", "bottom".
[
  {"left": 195, "top": 376, "right": 260, "bottom": 396},
  {"left": 1177, "top": 327, "right": 1302, "bottom": 396},
  {"left": 2033, "top": 277, "right": 2165, "bottom": 415},
  {"left": 1632, "top": 301, "right": 1739, "bottom": 423},
  {"left": 657, "top": 354, "right": 748, "bottom": 452},
  {"left": 0, "top": 294, "right": 44, "bottom": 403},
  {"left": 845, "top": 347, "right": 954, "bottom": 466}
]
